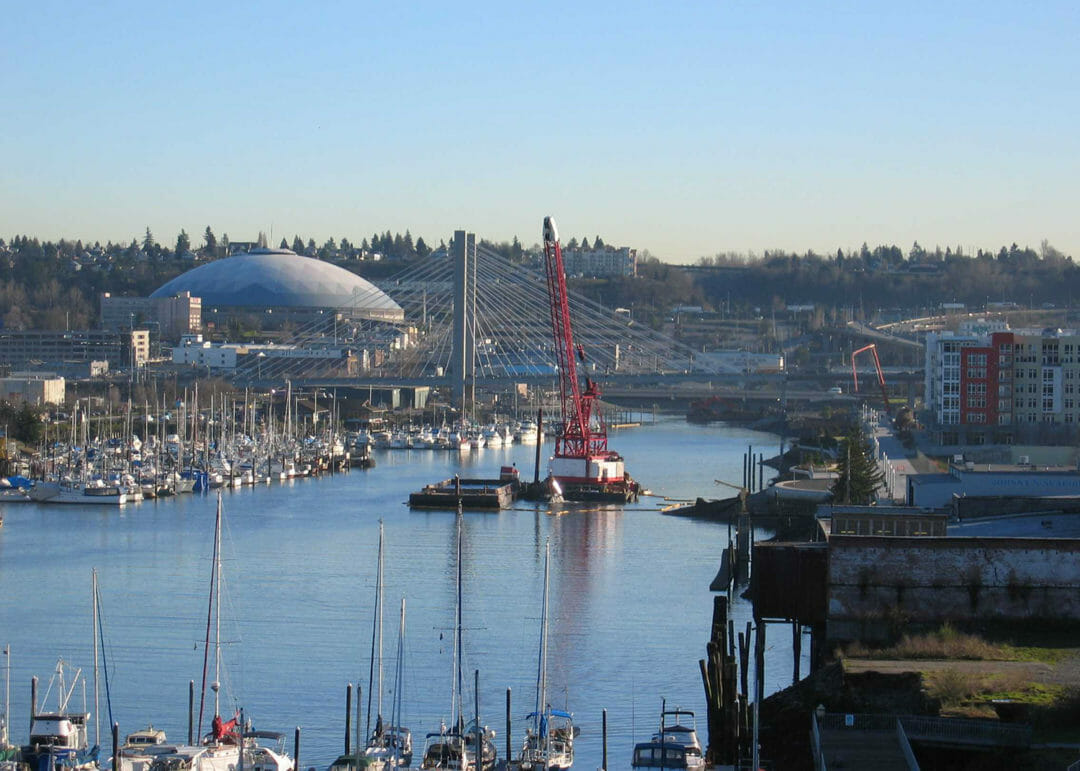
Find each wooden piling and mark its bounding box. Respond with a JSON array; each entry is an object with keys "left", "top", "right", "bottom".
[
  {"left": 294, "top": 727, "right": 301, "bottom": 771},
  {"left": 188, "top": 680, "right": 194, "bottom": 745},
  {"left": 792, "top": 622, "right": 802, "bottom": 685},
  {"left": 112, "top": 722, "right": 119, "bottom": 771},
  {"left": 345, "top": 683, "right": 352, "bottom": 754},
  {"left": 602, "top": 708, "right": 608, "bottom": 771}
]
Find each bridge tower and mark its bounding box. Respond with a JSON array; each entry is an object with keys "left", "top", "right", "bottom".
[{"left": 450, "top": 230, "right": 477, "bottom": 415}]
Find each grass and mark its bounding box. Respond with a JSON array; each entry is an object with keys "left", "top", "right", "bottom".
[
  {"left": 842, "top": 623, "right": 1006, "bottom": 660},
  {"left": 839, "top": 622, "right": 1076, "bottom": 664},
  {"left": 926, "top": 668, "right": 1066, "bottom": 718}
]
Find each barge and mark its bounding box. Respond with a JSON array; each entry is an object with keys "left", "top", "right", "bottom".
[{"left": 409, "top": 468, "right": 520, "bottom": 510}]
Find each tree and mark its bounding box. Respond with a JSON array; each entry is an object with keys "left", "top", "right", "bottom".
[
  {"left": 13, "top": 401, "right": 43, "bottom": 445},
  {"left": 204, "top": 226, "right": 217, "bottom": 253},
  {"left": 415, "top": 236, "right": 430, "bottom": 257},
  {"left": 142, "top": 227, "right": 155, "bottom": 251},
  {"left": 830, "top": 426, "right": 885, "bottom": 504},
  {"left": 292, "top": 235, "right": 304, "bottom": 254},
  {"left": 279, "top": 237, "right": 288, "bottom": 249},
  {"left": 175, "top": 229, "right": 191, "bottom": 257},
  {"left": 580, "top": 236, "right": 591, "bottom": 250},
  {"left": 593, "top": 235, "right": 605, "bottom": 249}
]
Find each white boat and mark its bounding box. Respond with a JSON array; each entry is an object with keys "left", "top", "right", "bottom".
[
  {"left": 518, "top": 541, "right": 575, "bottom": 770},
  {"left": 21, "top": 660, "right": 96, "bottom": 771},
  {"left": 28, "top": 480, "right": 127, "bottom": 505},
  {"left": 630, "top": 707, "right": 705, "bottom": 769},
  {"left": 517, "top": 421, "right": 540, "bottom": 445},
  {"left": 115, "top": 726, "right": 170, "bottom": 771}
]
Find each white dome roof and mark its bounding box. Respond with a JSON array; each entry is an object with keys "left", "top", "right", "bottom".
[{"left": 151, "top": 248, "right": 402, "bottom": 320}]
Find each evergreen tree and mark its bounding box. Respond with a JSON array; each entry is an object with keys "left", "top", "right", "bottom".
[
  {"left": 204, "top": 226, "right": 217, "bottom": 253},
  {"left": 415, "top": 236, "right": 430, "bottom": 257},
  {"left": 292, "top": 235, "right": 304, "bottom": 253},
  {"left": 279, "top": 238, "right": 289, "bottom": 249},
  {"left": 175, "top": 229, "right": 191, "bottom": 257},
  {"left": 581, "top": 236, "right": 591, "bottom": 250},
  {"left": 593, "top": 235, "right": 605, "bottom": 249},
  {"left": 142, "top": 227, "right": 155, "bottom": 251},
  {"left": 830, "top": 426, "right": 886, "bottom": 504}
]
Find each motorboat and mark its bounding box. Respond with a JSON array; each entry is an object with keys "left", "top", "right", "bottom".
[
  {"left": 630, "top": 707, "right": 705, "bottom": 769},
  {"left": 28, "top": 480, "right": 127, "bottom": 505},
  {"left": 21, "top": 660, "right": 97, "bottom": 771},
  {"left": 115, "top": 726, "right": 170, "bottom": 771}
]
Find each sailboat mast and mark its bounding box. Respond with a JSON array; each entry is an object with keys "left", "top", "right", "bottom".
[
  {"left": 392, "top": 599, "right": 405, "bottom": 740},
  {"left": 535, "top": 542, "right": 551, "bottom": 724},
  {"left": 92, "top": 569, "right": 100, "bottom": 748},
  {"left": 3, "top": 645, "right": 10, "bottom": 748},
  {"left": 450, "top": 508, "right": 463, "bottom": 733},
  {"left": 197, "top": 494, "right": 222, "bottom": 739},
  {"left": 213, "top": 495, "right": 223, "bottom": 719},
  {"left": 365, "top": 522, "right": 384, "bottom": 740}
]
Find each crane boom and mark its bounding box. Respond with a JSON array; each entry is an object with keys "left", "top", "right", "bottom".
[
  {"left": 539, "top": 216, "right": 637, "bottom": 503},
  {"left": 851, "top": 343, "right": 890, "bottom": 414}
]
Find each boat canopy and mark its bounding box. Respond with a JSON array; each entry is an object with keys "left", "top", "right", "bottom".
[{"left": 525, "top": 709, "right": 572, "bottom": 720}]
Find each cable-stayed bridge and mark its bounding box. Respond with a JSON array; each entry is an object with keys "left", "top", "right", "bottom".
[{"left": 234, "top": 233, "right": 708, "bottom": 397}]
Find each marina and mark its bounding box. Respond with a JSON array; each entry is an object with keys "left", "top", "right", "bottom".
[{"left": 0, "top": 417, "right": 796, "bottom": 771}]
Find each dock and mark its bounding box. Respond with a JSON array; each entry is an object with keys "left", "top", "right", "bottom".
[{"left": 408, "top": 471, "right": 518, "bottom": 510}]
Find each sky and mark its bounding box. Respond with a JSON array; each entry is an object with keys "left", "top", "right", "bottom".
[{"left": 2, "top": 1, "right": 1078, "bottom": 263}]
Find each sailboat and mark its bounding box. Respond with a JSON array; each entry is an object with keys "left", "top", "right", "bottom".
[
  {"left": 518, "top": 541, "right": 575, "bottom": 771},
  {"left": 362, "top": 524, "right": 413, "bottom": 769},
  {"left": 148, "top": 495, "right": 292, "bottom": 771},
  {"left": 363, "top": 600, "right": 412, "bottom": 769},
  {"left": 420, "top": 508, "right": 496, "bottom": 771}
]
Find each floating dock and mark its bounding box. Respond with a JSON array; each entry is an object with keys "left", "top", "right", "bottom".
[{"left": 409, "top": 470, "right": 519, "bottom": 510}]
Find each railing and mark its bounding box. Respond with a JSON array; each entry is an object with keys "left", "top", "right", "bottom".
[
  {"left": 817, "top": 713, "right": 1031, "bottom": 749},
  {"left": 895, "top": 720, "right": 920, "bottom": 770},
  {"left": 1066, "top": 757, "right": 1080, "bottom": 771},
  {"left": 810, "top": 713, "right": 827, "bottom": 771},
  {"left": 900, "top": 715, "right": 1031, "bottom": 748}
]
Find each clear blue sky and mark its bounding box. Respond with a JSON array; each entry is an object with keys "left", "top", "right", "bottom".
[{"left": 2, "top": 1, "right": 1078, "bottom": 262}]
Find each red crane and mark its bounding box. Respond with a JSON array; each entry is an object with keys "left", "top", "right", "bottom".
[
  {"left": 541, "top": 216, "right": 636, "bottom": 501},
  {"left": 851, "top": 343, "right": 890, "bottom": 413},
  {"left": 542, "top": 216, "right": 607, "bottom": 459}
]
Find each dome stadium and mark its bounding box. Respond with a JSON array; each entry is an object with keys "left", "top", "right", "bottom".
[{"left": 151, "top": 248, "right": 404, "bottom": 322}]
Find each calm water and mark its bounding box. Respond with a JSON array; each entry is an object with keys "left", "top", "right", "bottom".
[{"left": 0, "top": 416, "right": 797, "bottom": 769}]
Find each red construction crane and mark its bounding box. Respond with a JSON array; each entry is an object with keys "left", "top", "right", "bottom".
[
  {"left": 542, "top": 216, "right": 607, "bottom": 459},
  {"left": 542, "top": 216, "right": 636, "bottom": 502},
  {"left": 851, "top": 343, "right": 890, "bottom": 413}
]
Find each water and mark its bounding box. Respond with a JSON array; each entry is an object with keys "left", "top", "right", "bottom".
[{"left": 0, "top": 416, "right": 799, "bottom": 769}]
